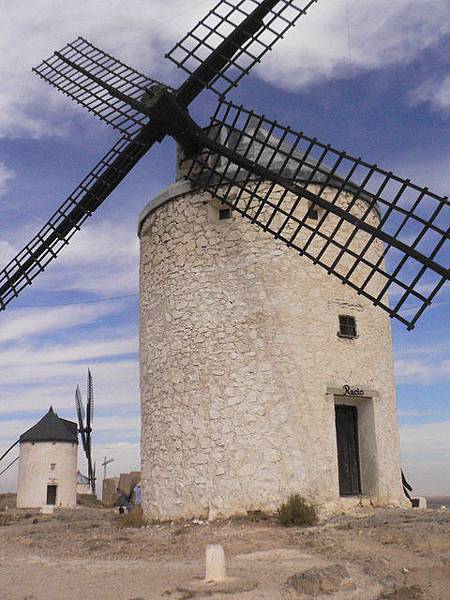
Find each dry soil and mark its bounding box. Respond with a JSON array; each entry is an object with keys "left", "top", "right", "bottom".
[{"left": 0, "top": 506, "right": 449, "bottom": 600}]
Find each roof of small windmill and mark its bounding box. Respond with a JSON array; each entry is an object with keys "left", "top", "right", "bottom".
[{"left": 20, "top": 407, "right": 78, "bottom": 444}]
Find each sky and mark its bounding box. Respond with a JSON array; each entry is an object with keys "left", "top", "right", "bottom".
[{"left": 0, "top": 0, "right": 449, "bottom": 498}]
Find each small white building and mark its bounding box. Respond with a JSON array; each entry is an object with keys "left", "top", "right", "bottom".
[{"left": 16, "top": 407, "right": 78, "bottom": 508}]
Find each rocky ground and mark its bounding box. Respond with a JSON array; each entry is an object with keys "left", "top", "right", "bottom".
[{"left": 0, "top": 505, "right": 449, "bottom": 600}]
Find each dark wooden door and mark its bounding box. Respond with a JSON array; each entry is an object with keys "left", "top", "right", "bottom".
[
  {"left": 335, "top": 405, "right": 361, "bottom": 496},
  {"left": 46, "top": 485, "right": 57, "bottom": 505}
]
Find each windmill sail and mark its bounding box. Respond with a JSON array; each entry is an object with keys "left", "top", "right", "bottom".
[
  {"left": 185, "top": 100, "right": 449, "bottom": 329},
  {"left": 85, "top": 369, "right": 95, "bottom": 494},
  {"left": 74, "top": 370, "right": 96, "bottom": 494},
  {"left": 33, "top": 37, "right": 168, "bottom": 137},
  {"left": 0, "top": 125, "right": 161, "bottom": 312},
  {"left": 168, "top": 0, "right": 318, "bottom": 99},
  {"left": 87, "top": 369, "right": 94, "bottom": 430},
  {"left": 75, "top": 385, "right": 87, "bottom": 453},
  {"left": 1, "top": 0, "right": 310, "bottom": 310},
  {"left": 0, "top": 1, "right": 447, "bottom": 328}
]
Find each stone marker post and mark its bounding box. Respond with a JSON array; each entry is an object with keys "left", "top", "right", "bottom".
[{"left": 205, "top": 544, "right": 226, "bottom": 582}]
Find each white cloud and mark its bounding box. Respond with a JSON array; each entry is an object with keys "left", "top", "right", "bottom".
[
  {"left": 40, "top": 220, "right": 140, "bottom": 296},
  {"left": 0, "top": 344, "right": 139, "bottom": 419},
  {"left": 401, "top": 420, "right": 450, "bottom": 462},
  {"left": 0, "top": 162, "right": 15, "bottom": 198},
  {"left": 0, "top": 336, "right": 137, "bottom": 367},
  {"left": 0, "top": 241, "right": 17, "bottom": 268},
  {"left": 395, "top": 357, "right": 450, "bottom": 385},
  {"left": 0, "top": 1, "right": 448, "bottom": 139},
  {"left": 259, "top": 0, "right": 449, "bottom": 90},
  {"left": 0, "top": 1, "right": 209, "bottom": 139},
  {"left": 0, "top": 356, "right": 138, "bottom": 388},
  {"left": 0, "top": 219, "right": 139, "bottom": 300},
  {"left": 394, "top": 336, "right": 450, "bottom": 385},
  {"left": 411, "top": 75, "right": 450, "bottom": 114},
  {"left": 0, "top": 301, "right": 123, "bottom": 344},
  {"left": 34, "top": 221, "right": 139, "bottom": 297}
]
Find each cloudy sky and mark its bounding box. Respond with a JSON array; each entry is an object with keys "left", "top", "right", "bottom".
[{"left": 0, "top": 0, "right": 449, "bottom": 497}]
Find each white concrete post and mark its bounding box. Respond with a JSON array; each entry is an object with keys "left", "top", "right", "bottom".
[{"left": 205, "top": 544, "right": 226, "bottom": 582}]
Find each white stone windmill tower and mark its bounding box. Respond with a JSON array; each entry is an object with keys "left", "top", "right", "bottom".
[
  {"left": 16, "top": 407, "right": 78, "bottom": 508},
  {"left": 138, "top": 118, "right": 407, "bottom": 520},
  {"left": 0, "top": 2, "right": 448, "bottom": 519}
]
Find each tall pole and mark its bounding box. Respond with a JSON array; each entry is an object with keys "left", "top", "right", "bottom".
[{"left": 102, "top": 456, "right": 114, "bottom": 479}]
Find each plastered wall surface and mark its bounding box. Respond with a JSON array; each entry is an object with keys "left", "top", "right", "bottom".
[{"left": 16, "top": 441, "right": 77, "bottom": 508}]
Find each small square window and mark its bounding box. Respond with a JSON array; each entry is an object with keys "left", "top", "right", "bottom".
[
  {"left": 50, "top": 463, "right": 56, "bottom": 471},
  {"left": 306, "top": 205, "right": 318, "bottom": 220},
  {"left": 338, "top": 315, "right": 357, "bottom": 338},
  {"left": 219, "top": 208, "right": 231, "bottom": 220}
]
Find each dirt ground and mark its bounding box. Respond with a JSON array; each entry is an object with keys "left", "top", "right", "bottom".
[{"left": 0, "top": 506, "right": 449, "bottom": 600}]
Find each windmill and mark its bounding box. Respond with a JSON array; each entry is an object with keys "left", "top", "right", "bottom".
[
  {"left": 75, "top": 369, "right": 96, "bottom": 494},
  {"left": 0, "top": 0, "right": 447, "bottom": 330}
]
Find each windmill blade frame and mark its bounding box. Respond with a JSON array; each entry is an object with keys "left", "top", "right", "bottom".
[
  {"left": 0, "top": 456, "right": 19, "bottom": 479},
  {"left": 75, "top": 385, "right": 87, "bottom": 454},
  {"left": 0, "top": 0, "right": 447, "bottom": 329},
  {"left": 184, "top": 100, "right": 449, "bottom": 329},
  {"left": 0, "top": 124, "right": 163, "bottom": 312},
  {"left": 1, "top": 1, "right": 312, "bottom": 310},
  {"left": 168, "top": 0, "right": 318, "bottom": 100},
  {"left": 86, "top": 437, "right": 95, "bottom": 494},
  {"left": 0, "top": 439, "right": 20, "bottom": 464},
  {"left": 91, "top": 461, "right": 96, "bottom": 495},
  {"left": 87, "top": 369, "right": 94, "bottom": 430},
  {"left": 85, "top": 369, "right": 95, "bottom": 494},
  {"left": 33, "top": 37, "right": 169, "bottom": 137}
]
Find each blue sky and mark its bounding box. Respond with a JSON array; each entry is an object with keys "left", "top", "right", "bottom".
[{"left": 0, "top": 0, "right": 448, "bottom": 497}]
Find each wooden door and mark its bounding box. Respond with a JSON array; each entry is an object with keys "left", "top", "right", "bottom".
[
  {"left": 335, "top": 405, "right": 361, "bottom": 496},
  {"left": 46, "top": 485, "right": 57, "bottom": 505}
]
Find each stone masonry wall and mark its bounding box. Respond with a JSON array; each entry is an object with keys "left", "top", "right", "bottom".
[{"left": 139, "top": 183, "right": 406, "bottom": 520}]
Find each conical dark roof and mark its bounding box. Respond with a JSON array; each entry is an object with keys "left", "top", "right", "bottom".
[{"left": 20, "top": 407, "right": 78, "bottom": 444}]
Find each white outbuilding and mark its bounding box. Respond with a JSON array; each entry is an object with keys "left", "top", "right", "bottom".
[{"left": 16, "top": 407, "right": 78, "bottom": 509}]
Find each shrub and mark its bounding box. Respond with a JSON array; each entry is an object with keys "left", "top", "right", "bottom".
[
  {"left": 0, "top": 513, "right": 12, "bottom": 527},
  {"left": 116, "top": 507, "right": 148, "bottom": 529},
  {"left": 277, "top": 494, "right": 318, "bottom": 527}
]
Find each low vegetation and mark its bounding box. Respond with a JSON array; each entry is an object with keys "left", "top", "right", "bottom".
[
  {"left": 0, "top": 513, "right": 12, "bottom": 526},
  {"left": 277, "top": 494, "right": 318, "bottom": 527},
  {"left": 116, "top": 507, "right": 148, "bottom": 529}
]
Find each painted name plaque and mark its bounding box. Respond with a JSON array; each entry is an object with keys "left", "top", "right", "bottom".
[{"left": 343, "top": 384, "right": 365, "bottom": 397}]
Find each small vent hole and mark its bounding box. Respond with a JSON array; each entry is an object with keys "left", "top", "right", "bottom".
[
  {"left": 219, "top": 208, "right": 232, "bottom": 220},
  {"left": 306, "top": 206, "right": 318, "bottom": 220}
]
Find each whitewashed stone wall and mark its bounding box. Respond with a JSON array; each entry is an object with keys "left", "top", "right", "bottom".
[
  {"left": 139, "top": 182, "right": 406, "bottom": 520},
  {"left": 16, "top": 441, "right": 77, "bottom": 508}
]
